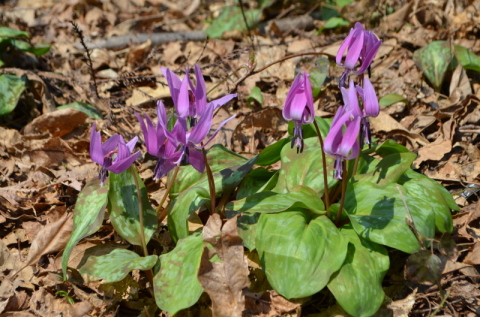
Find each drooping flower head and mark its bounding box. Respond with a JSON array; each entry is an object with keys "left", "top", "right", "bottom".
[
  {"left": 282, "top": 71, "right": 315, "bottom": 153},
  {"left": 161, "top": 65, "right": 236, "bottom": 126},
  {"left": 336, "top": 23, "right": 381, "bottom": 87},
  {"left": 90, "top": 123, "right": 141, "bottom": 185}
]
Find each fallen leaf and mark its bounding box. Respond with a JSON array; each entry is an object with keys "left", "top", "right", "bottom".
[
  {"left": 198, "top": 214, "right": 250, "bottom": 317},
  {"left": 15, "top": 212, "right": 73, "bottom": 274}
]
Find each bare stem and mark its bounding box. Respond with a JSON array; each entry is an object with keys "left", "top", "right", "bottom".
[
  {"left": 335, "top": 161, "right": 348, "bottom": 225},
  {"left": 202, "top": 147, "right": 216, "bottom": 214},
  {"left": 312, "top": 119, "right": 330, "bottom": 210},
  {"left": 130, "top": 166, "right": 149, "bottom": 257},
  {"left": 157, "top": 166, "right": 180, "bottom": 223}
]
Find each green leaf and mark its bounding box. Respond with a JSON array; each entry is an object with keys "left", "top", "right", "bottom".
[
  {"left": 108, "top": 168, "right": 157, "bottom": 246},
  {"left": 57, "top": 102, "right": 103, "bottom": 119},
  {"left": 323, "top": 17, "right": 350, "bottom": 29},
  {"left": 354, "top": 152, "right": 417, "bottom": 186},
  {"left": 373, "top": 139, "right": 410, "bottom": 158},
  {"left": 413, "top": 41, "right": 455, "bottom": 91},
  {"left": 309, "top": 58, "right": 329, "bottom": 97},
  {"left": 256, "top": 138, "right": 290, "bottom": 166},
  {"left": 327, "top": 227, "right": 389, "bottom": 317},
  {"left": 62, "top": 178, "right": 108, "bottom": 279},
  {"left": 236, "top": 167, "right": 276, "bottom": 199},
  {"left": 247, "top": 86, "right": 263, "bottom": 105},
  {"left": 336, "top": 0, "right": 353, "bottom": 7},
  {"left": 227, "top": 185, "right": 325, "bottom": 216},
  {"left": 379, "top": 94, "right": 409, "bottom": 107},
  {"left": 0, "top": 74, "right": 27, "bottom": 116},
  {"left": 8, "top": 39, "right": 50, "bottom": 55},
  {"left": 275, "top": 137, "right": 337, "bottom": 195},
  {"left": 168, "top": 187, "right": 210, "bottom": 242},
  {"left": 0, "top": 27, "right": 29, "bottom": 38},
  {"left": 256, "top": 211, "right": 347, "bottom": 299},
  {"left": 79, "top": 249, "right": 158, "bottom": 283},
  {"left": 404, "top": 250, "right": 444, "bottom": 285},
  {"left": 171, "top": 145, "right": 247, "bottom": 195},
  {"left": 153, "top": 234, "right": 205, "bottom": 315},
  {"left": 205, "top": 6, "right": 262, "bottom": 38},
  {"left": 236, "top": 212, "right": 260, "bottom": 251},
  {"left": 344, "top": 181, "right": 436, "bottom": 254},
  {"left": 399, "top": 170, "right": 455, "bottom": 232},
  {"left": 454, "top": 45, "right": 480, "bottom": 73}
]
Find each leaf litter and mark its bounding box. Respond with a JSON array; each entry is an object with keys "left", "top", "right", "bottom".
[{"left": 0, "top": 0, "right": 480, "bottom": 316}]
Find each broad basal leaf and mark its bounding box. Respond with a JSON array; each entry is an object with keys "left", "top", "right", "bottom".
[
  {"left": 454, "top": 45, "right": 480, "bottom": 73},
  {"left": 256, "top": 211, "right": 347, "bottom": 299},
  {"left": 227, "top": 185, "right": 325, "bottom": 216},
  {"left": 399, "top": 169, "right": 456, "bottom": 233},
  {"left": 275, "top": 137, "right": 337, "bottom": 195},
  {"left": 168, "top": 186, "right": 210, "bottom": 242},
  {"left": 236, "top": 167, "right": 277, "bottom": 199},
  {"left": 344, "top": 181, "right": 436, "bottom": 254},
  {"left": 328, "top": 227, "right": 389, "bottom": 317},
  {"left": 0, "top": 74, "right": 27, "bottom": 116},
  {"left": 57, "top": 102, "right": 102, "bottom": 119},
  {"left": 413, "top": 41, "right": 454, "bottom": 91},
  {"left": 108, "top": 168, "right": 157, "bottom": 246},
  {"left": 354, "top": 152, "right": 417, "bottom": 186},
  {"left": 79, "top": 249, "right": 157, "bottom": 283},
  {"left": 62, "top": 178, "right": 108, "bottom": 279},
  {"left": 153, "top": 234, "right": 205, "bottom": 315}
]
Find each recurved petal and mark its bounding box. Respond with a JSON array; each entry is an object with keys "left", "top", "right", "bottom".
[
  {"left": 109, "top": 150, "right": 141, "bottom": 174},
  {"left": 337, "top": 117, "right": 360, "bottom": 158},
  {"left": 189, "top": 104, "right": 214, "bottom": 145},
  {"left": 89, "top": 123, "right": 105, "bottom": 165},
  {"left": 361, "top": 77, "right": 380, "bottom": 117},
  {"left": 343, "top": 30, "right": 364, "bottom": 70},
  {"left": 336, "top": 27, "right": 356, "bottom": 65},
  {"left": 208, "top": 94, "right": 237, "bottom": 110},
  {"left": 324, "top": 110, "right": 350, "bottom": 156},
  {"left": 176, "top": 77, "right": 190, "bottom": 118},
  {"left": 161, "top": 67, "right": 182, "bottom": 105},
  {"left": 282, "top": 72, "right": 304, "bottom": 121},
  {"left": 188, "top": 147, "right": 205, "bottom": 173},
  {"left": 203, "top": 114, "right": 236, "bottom": 146},
  {"left": 125, "top": 136, "right": 138, "bottom": 153},
  {"left": 303, "top": 72, "right": 315, "bottom": 124}
]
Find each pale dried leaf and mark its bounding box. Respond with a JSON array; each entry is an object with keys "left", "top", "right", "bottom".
[{"left": 199, "top": 214, "right": 250, "bottom": 317}]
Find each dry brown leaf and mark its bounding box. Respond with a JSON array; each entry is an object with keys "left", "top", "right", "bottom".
[
  {"left": 449, "top": 65, "right": 472, "bottom": 104},
  {"left": 386, "top": 288, "right": 417, "bottom": 317},
  {"left": 23, "top": 108, "right": 87, "bottom": 138},
  {"left": 29, "top": 287, "right": 92, "bottom": 317},
  {"left": 198, "top": 214, "right": 250, "bottom": 317},
  {"left": 244, "top": 290, "right": 300, "bottom": 316},
  {"left": 463, "top": 242, "right": 480, "bottom": 265},
  {"left": 16, "top": 212, "right": 73, "bottom": 274},
  {"left": 414, "top": 138, "right": 452, "bottom": 165}
]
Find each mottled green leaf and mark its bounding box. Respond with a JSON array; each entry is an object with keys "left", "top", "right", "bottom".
[
  {"left": 57, "top": 102, "right": 102, "bottom": 119},
  {"left": 0, "top": 27, "right": 29, "bottom": 38},
  {"left": 153, "top": 234, "right": 205, "bottom": 315},
  {"left": 0, "top": 74, "right": 26, "bottom": 116},
  {"left": 399, "top": 169, "right": 456, "bottom": 232},
  {"left": 227, "top": 185, "right": 325, "bottom": 215},
  {"left": 275, "top": 137, "right": 337, "bottom": 195},
  {"left": 256, "top": 211, "right": 347, "bottom": 298},
  {"left": 168, "top": 186, "right": 210, "bottom": 242},
  {"left": 62, "top": 178, "right": 108, "bottom": 279},
  {"left": 171, "top": 145, "right": 247, "bottom": 195},
  {"left": 454, "top": 45, "right": 480, "bottom": 73},
  {"left": 205, "top": 6, "right": 262, "bottom": 38},
  {"left": 236, "top": 167, "right": 276, "bottom": 199},
  {"left": 379, "top": 94, "right": 409, "bottom": 107},
  {"left": 354, "top": 152, "right": 417, "bottom": 186},
  {"left": 413, "top": 41, "right": 455, "bottom": 91},
  {"left": 247, "top": 86, "right": 263, "bottom": 105},
  {"left": 323, "top": 17, "right": 350, "bottom": 30},
  {"left": 256, "top": 138, "right": 290, "bottom": 166},
  {"left": 309, "top": 58, "right": 329, "bottom": 97},
  {"left": 328, "top": 227, "right": 389, "bottom": 317},
  {"left": 108, "top": 168, "right": 157, "bottom": 246},
  {"left": 405, "top": 250, "right": 444, "bottom": 285},
  {"left": 79, "top": 249, "right": 157, "bottom": 283},
  {"left": 344, "top": 181, "right": 436, "bottom": 254}
]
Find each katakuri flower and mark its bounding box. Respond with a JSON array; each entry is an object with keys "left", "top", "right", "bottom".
[
  {"left": 161, "top": 65, "right": 236, "bottom": 124},
  {"left": 336, "top": 23, "right": 381, "bottom": 86},
  {"left": 323, "top": 106, "right": 361, "bottom": 179},
  {"left": 282, "top": 71, "right": 315, "bottom": 153},
  {"left": 90, "top": 123, "right": 141, "bottom": 185}
]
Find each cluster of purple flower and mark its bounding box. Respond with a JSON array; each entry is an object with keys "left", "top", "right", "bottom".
[
  {"left": 324, "top": 23, "right": 381, "bottom": 179},
  {"left": 90, "top": 65, "right": 236, "bottom": 184}
]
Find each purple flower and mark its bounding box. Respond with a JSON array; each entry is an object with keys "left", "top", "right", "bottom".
[
  {"left": 336, "top": 23, "right": 381, "bottom": 86},
  {"left": 323, "top": 107, "right": 361, "bottom": 179},
  {"left": 282, "top": 71, "right": 315, "bottom": 153},
  {"left": 90, "top": 123, "right": 141, "bottom": 185},
  {"left": 356, "top": 77, "right": 379, "bottom": 118},
  {"left": 161, "top": 65, "right": 236, "bottom": 123}
]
